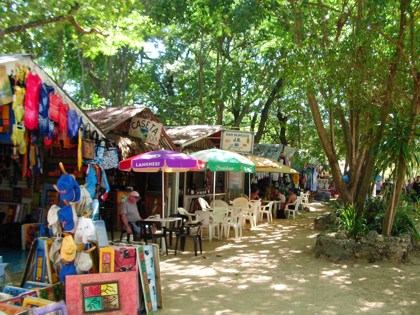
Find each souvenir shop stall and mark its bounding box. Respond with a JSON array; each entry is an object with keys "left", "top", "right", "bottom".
[
  {"left": 0, "top": 55, "right": 161, "bottom": 313},
  {"left": 0, "top": 55, "right": 121, "bottom": 249},
  {"left": 300, "top": 164, "right": 335, "bottom": 201},
  {"left": 0, "top": 172, "right": 161, "bottom": 314}
]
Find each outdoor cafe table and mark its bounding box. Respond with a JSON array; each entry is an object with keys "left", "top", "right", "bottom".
[{"left": 140, "top": 216, "right": 182, "bottom": 255}]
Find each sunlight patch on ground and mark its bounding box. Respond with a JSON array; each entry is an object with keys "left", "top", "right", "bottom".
[
  {"left": 359, "top": 301, "right": 385, "bottom": 312},
  {"left": 271, "top": 283, "right": 291, "bottom": 291}
]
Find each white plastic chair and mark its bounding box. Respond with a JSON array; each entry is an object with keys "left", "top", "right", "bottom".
[
  {"left": 224, "top": 206, "right": 243, "bottom": 240},
  {"left": 301, "top": 191, "right": 310, "bottom": 208},
  {"left": 195, "top": 210, "right": 218, "bottom": 241},
  {"left": 212, "top": 207, "right": 229, "bottom": 240},
  {"left": 177, "top": 207, "right": 197, "bottom": 223},
  {"left": 285, "top": 195, "right": 303, "bottom": 219},
  {"left": 259, "top": 201, "right": 274, "bottom": 223},
  {"left": 210, "top": 199, "right": 229, "bottom": 208},
  {"left": 231, "top": 197, "right": 249, "bottom": 207},
  {"left": 240, "top": 199, "right": 260, "bottom": 228},
  {"left": 198, "top": 197, "right": 212, "bottom": 211}
]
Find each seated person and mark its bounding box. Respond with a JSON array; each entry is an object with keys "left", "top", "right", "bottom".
[
  {"left": 280, "top": 189, "right": 298, "bottom": 210},
  {"left": 250, "top": 187, "right": 261, "bottom": 200},
  {"left": 276, "top": 189, "right": 297, "bottom": 219},
  {"left": 121, "top": 191, "right": 142, "bottom": 238},
  {"left": 270, "top": 187, "right": 285, "bottom": 201}
]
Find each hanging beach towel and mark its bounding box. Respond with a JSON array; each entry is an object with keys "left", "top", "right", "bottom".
[
  {"left": 24, "top": 72, "right": 42, "bottom": 130},
  {"left": 67, "top": 109, "right": 79, "bottom": 139},
  {"left": 49, "top": 93, "right": 62, "bottom": 123}
]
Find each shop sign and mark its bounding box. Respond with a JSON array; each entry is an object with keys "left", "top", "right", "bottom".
[
  {"left": 128, "top": 117, "right": 162, "bottom": 145},
  {"left": 221, "top": 130, "right": 253, "bottom": 153}
]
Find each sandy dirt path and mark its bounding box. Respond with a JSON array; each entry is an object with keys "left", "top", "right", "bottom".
[{"left": 158, "top": 202, "right": 420, "bottom": 315}]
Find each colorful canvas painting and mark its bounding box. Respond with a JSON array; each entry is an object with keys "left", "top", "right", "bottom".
[
  {"left": 113, "top": 246, "right": 137, "bottom": 272},
  {"left": 99, "top": 247, "right": 115, "bottom": 273},
  {"left": 136, "top": 246, "right": 153, "bottom": 314},
  {"left": 21, "top": 223, "right": 43, "bottom": 250},
  {"left": 44, "top": 239, "right": 59, "bottom": 284},
  {"left": 66, "top": 271, "right": 139, "bottom": 315},
  {"left": 82, "top": 282, "right": 119, "bottom": 313},
  {"left": 0, "top": 302, "right": 29, "bottom": 315},
  {"left": 2, "top": 286, "right": 30, "bottom": 297},
  {"left": 143, "top": 245, "right": 157, "bottom": 311},
  {"left": 22, "top": 296, "right": 54, "bottom": 308},
  {"left": 36, "top": 282, "right": 64, "bottom": 302},
  {"left": 152, "top": 244, "right": 163, "bottom": 309},
  {"left": 32, "top": 300, "right": 68, "bottom": 315},
  {"left": 23, "top": 281, "right": 49, "bottom": 289},
  {"left": 1, "top": 295, "right": 25, "bottom": 306}
]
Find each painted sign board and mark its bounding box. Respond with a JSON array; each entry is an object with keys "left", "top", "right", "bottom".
[
  {"left": 128, "top": 116, "right": 163, "bottom": 145},
  {"left": 221, "top": 130, "right": 254, "bottom": 153}
]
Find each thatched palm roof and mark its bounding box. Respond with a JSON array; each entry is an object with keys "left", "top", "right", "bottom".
[{"left": 86, "top": 106, "right": 176, "bottom": 159}]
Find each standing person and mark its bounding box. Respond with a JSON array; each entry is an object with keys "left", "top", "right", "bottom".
[
  {"left": 375, "top": 179, "right": 383, "bottom": 196},
  {"left": 121, "top": 191, "right": 142, "bottom": 237}
]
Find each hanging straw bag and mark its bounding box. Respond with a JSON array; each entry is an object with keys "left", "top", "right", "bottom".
[{"left": 81, "top": 124, "right": 95, "bottom": 160}]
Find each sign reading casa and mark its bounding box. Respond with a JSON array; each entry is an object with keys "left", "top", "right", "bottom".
[{"left": 128, "top": 117, "right": 163, "bottom": 145}]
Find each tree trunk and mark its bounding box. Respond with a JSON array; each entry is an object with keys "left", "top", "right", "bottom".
[
  {"left": 307, "top": 92, "right": 352, "bottom": 204},
  {"left": 254, "top": 78, "right": 283, "bottom": 143}
]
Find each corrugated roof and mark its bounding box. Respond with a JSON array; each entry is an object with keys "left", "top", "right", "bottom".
[{"left": 165, "top": 125, "right": 223, "bottom": 148}]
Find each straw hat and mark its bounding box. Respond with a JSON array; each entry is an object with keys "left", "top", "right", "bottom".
[{"left": 60, "top": 235, "right": 77, "bottom": 262}]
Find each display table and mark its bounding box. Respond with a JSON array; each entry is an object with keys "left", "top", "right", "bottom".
[{"left": 184, "top": 193, "right": 226, "bottom": 212}]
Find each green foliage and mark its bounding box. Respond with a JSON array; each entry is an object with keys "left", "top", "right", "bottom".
[
  {"left": 363, "top": 197, "right": 387, "bottom": 233},
  {"left": 392, "top": 207, "right": 420, "bottom": 240},
  {"left": 337, "top": 204, "right": 367, "bottom": 238},
  {"left": 334, "top": 196, "right": 419, "bottom": 240}
]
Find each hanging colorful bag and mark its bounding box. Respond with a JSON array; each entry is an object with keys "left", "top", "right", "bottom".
[
  {"left": 81, "top": 125, "right": 95, "bottom": 160},
  {"left": 100, "top": 145, "right": 119, "bottom": 170},
  {"left": 67, "top": 109, "right": 79, "bottom": 139}
]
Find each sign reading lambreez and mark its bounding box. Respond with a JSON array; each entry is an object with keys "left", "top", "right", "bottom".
[
  {"left": 221, "top": 130, "right": 254, "bottom": 154},
  {"left": 128, "top": 117, "right": 163, "bottom": 145}
]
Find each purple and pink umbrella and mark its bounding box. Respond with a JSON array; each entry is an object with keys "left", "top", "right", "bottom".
[{"left": 118, "top": 150, "right": 204, "bottom": 217}]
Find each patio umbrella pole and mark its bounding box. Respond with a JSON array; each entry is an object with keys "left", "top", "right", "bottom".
[
  {"left": 249, "top": 173, "right": 251, "bottom": 199},
  {"left": 213, "top": 171, "right": 216, "bottom": 204},
  {"left": 161, "top": 169, "right": 165, "bottom": 219}
]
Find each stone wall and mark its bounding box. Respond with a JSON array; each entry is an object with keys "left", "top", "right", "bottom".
[
  {"left": 313, "top": 213, "right": 416, "bottom": 262},
  {"left": 314, "top": 230, "right": 413, "bottom": 263}
]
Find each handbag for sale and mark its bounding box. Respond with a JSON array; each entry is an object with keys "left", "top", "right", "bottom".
[
  {"left": 81, "top": 125, "right": 95, "bottom": 160},
  {"left": 100, "top": 145, "right": 119, "bottom": 170}
]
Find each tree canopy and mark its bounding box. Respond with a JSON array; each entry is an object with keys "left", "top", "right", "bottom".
[{"left": 1, "top": 0, "right": 418, "bottom": 235}]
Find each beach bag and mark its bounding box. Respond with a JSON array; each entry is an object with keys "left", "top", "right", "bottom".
[
  {"left": 82, "top": 125, "right": 95, "bottom": 160},
  {"left": 94, "top": 140, "right": 106, "bottom": 165},
  {"left": 100, "top": 146, "right": 119, "bottom": 170},
  {"left": 67, "top": 109, "right": 79, "bottom": 139}
]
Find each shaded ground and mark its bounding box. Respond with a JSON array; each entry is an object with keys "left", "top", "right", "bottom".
[{"left": 158, "top": 202, "right": 420, "bottom": 315}]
